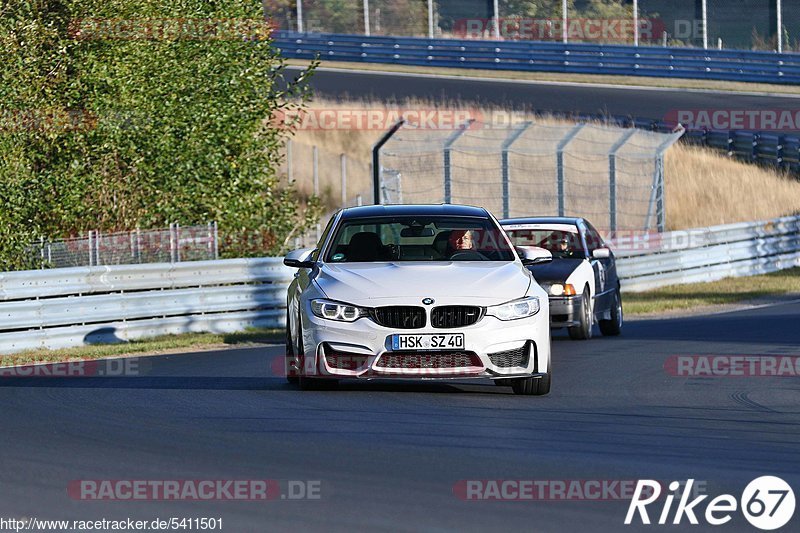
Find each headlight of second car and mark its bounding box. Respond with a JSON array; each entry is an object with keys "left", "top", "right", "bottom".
[
  {"left": 311, "top": 299, "right": 367, "bottom": 322},
  {"left": 486, "top": 296, "right": 541, "bottom": 321}
]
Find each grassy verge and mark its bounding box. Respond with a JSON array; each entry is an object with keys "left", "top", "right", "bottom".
[
  {"left": 623, "top": 268, "right": 800, "bottom": 316},
  {"left": 290, "top": 59, "right": 800, "bottom": 96},
  {"left": 0, "top": 328, "right": 283, "bottom": 368}
]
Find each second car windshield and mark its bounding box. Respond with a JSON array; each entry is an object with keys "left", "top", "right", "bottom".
[
  {"left": 325, "top": 216, "right": 515, "bottom": 263},
  {"left": 504, "top": 226, "right": 585, "bottom": 259}
]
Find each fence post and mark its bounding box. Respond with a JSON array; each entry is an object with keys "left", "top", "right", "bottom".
[
  {"left": 88, "top": 230, "right": 94, "bottom": 267},
  {"left": 95, "top": 230, "right": 102, "bottom": 266},
  {"left": 213, "top": 221, "right": 219, "bottom": 259},
  {"left": 39, "top": 237, "right": 45, "bottom": 269},
  {"left": 341, "top": 153, "right": 347, "bottom": 207},
  {"left": 296, "top": 0, "right": 303, "bottom": 33},
  {"left": 443, "top": 120, "right": 474, "bottom": 204},
  {"left": 169, "top": 223, "right": 176, "bottom": 263},
  {"left": 312, "top": 145, "right": 319, "bottom": 198},
  {"left": 287, "top": 138, "right": 294, "bottom": 183},
  {"left": 501, "top": 122, "right": 532, "bottom": 219},
  {"left": 556, "top": 124, "right": 585, "bottom": 217},
  {"left": 136, "top": 228, "right": 142, "bottom": 263},
  {"left": 363, "top": 0, "right": 370, "bottom": 36},
  {"left": 608, "top": 129, "right": 637, "bottom": 233},
  {"left": 427, "top": 0, "right": 434, "bottom": 38},
  {"left": 372, "top": 119, "right": 405, "bottom": 204}
]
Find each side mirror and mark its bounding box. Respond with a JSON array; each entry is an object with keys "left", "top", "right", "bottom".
[
  {"left": 592, "top": 247, "right": 611, "bottom": 259},
  {"left": 284, "top": 248, "right": 316, "bottom": 269},
  {"left": 516, "top": 246, "right": 553, "bottom": 266}
]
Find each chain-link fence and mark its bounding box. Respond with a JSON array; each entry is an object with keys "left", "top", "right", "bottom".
[
  {"left": 377, "top": 120, "right": 684, "bottom": 232},
  {"left": 28, "top": 223, "right": 219, "bottom": 269},
  {"left": 268, "top": 1, "right": 795, "bottom": 52}
]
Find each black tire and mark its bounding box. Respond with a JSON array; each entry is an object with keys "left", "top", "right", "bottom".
[
  {"left": 285, "top": 310, "right": 299, "bottom": 385},
  {"left": 511, "top": 372, "right": 551, "bottom": 396},
  {"left": 568, "top": 288, "right": 593, "bottom": 340},
  {"left": 599, "top": 288, "right": 623, "bottom": 337}
]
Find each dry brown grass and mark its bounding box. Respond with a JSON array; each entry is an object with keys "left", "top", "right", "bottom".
[
  {"left": 281, "top": 98, "right": 800, "bottom": 230},
  {"left": 664, "top": 144, "right": 800, "bottom": 228}
]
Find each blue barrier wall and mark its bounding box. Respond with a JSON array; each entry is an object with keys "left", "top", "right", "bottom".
[{"left": 273, "top": 30, "right": 800, "bottom": 85}]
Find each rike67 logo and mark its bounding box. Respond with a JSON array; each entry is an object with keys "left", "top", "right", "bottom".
[{"left": 626, "top": 477, "right": 795, "bottom": 530}]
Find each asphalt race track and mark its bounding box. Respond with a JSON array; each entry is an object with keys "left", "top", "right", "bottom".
[
  {"left": 287, "top": 66, "right": 800, "bottom": 119},
  {"left": 2, "top": 300, "right": 799, "bottom": 531}
]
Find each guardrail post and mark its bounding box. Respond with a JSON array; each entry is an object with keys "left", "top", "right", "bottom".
[
  {"left": 501, "top": 122, "right": 532, "bottom": 218},
  {"left": 443, "top": 119, "right": 474, "bottom": 204},
  {"left": 556, "top": 124, "right": 585, "bottom": 217},
  {"left": 608, "top": 129, "right": 637, "bottom": 233}
]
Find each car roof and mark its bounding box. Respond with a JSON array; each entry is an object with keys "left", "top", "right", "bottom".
[
  {"left": 500, "top": 217, "right": 584, "bottom": 226},
  {"left": 339, "top": 204, "right": 489, "bottom": 220}
]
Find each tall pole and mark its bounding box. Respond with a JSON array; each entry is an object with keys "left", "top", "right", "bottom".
[
  {"left": 428, "top": 0, "right": 434, "bottom": 38},
  {"left": 633, "top": 0, "right": 639, "bottom": 46},
  {"left": 296, "top": 0, "right": 303, "bottom": 33},
  {"left": 701, "top": 0, "right": 708, "bottom": 49},
  {"left": 492, "top": 0, "right": 500, "bottom": 40},
  {"left": 777, "top": 0, "right": 783, "bottom": 53},
  {"left": 363, "top": 0, "right": 370, "bottom": 36},
  {"left": 562, "top": 0, "right": 568, "bottom": 44}
]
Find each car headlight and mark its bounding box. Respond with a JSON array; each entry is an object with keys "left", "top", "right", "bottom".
[
  {"left": 486, "top": 296, "right": 541, "bottom": 321},
  {"left": 548, "top": 283, "right": 577, "bottom": 296},
  {"left": 310, "top": 299, "right": 367, "bottom": 322}
]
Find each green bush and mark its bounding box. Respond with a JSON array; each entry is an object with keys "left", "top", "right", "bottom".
[{"left": 0, "top": 0, "right": 321, "bottom": 270}]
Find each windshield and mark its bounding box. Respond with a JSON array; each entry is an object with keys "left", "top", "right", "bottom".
[
  {"left": 504, "top": 225, "right": 586, "bottom": 259},
  {"left": 325, "top": 216, "right": 516, "bottom": 263}
]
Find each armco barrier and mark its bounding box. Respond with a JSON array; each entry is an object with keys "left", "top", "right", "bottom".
[
  {"left": 614, "top": 215, "right": 800, "bottom": 292},
  {"left": 273, "top": 31, "right": 800, "bottom": 85},
  {"left": 0, "top": 258, "right": 294, "bottom": 355},
  {"left": 1, "top": 217, "right": 798, "bottom": 355}
]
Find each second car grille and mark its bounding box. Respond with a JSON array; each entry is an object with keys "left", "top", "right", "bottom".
[
  {"left": 431, "top": 306, "right": 483, "bottom": 328},
  {"left": 488, "top": 344, "right": 530, "bottom": 368},
  {"left": 376, "top": 352, "right": 482, "bottom": 369},
  {"left": 370, "top": 306, "right": 426, "bottom": 329}
]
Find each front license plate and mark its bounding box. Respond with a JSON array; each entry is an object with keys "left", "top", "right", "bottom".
[{"left": 391, "top": 333, "right": 465, "bottom": 351}]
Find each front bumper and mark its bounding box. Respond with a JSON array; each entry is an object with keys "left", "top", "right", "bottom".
[
  {"left": 298, "top": 307, "right": 551, "bottom": 381},
  {"left": 548, "top": 296, "right": 581, "bottom": 328}
]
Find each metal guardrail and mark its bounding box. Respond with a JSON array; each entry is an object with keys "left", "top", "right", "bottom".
[
  {"left": 2, "top": 216, "right": 798, "bottom": 354},
  {"left": 614, "top": 215, "right": 800, "bottom": 292},
  {"left": 273, "top": 30, "right": 800, "bottom": 85},
  {"left": 0, "top": 258, "right": 294, "bottom": 355}
]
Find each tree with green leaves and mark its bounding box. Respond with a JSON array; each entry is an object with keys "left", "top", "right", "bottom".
[{"left": 0, "top": 0, "right": 320, "bottom": 270}]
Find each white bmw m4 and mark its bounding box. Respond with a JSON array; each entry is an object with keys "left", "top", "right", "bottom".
[{"left": 283, "top": 204, "right": 553, "bottom": 395}]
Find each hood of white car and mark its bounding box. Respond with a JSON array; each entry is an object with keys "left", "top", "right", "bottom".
[{"left": 314, "top": 262, "right": 532, "bottom": 306}]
